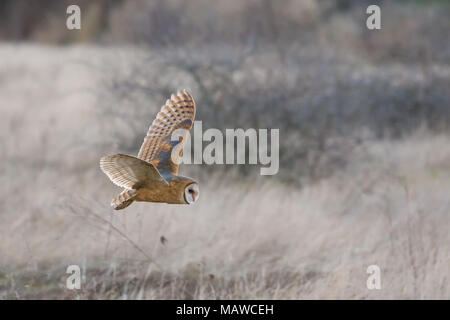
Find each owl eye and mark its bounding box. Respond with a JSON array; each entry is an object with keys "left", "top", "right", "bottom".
[{"left": 184, "top": 183, "right": 199, "bottom": 204}]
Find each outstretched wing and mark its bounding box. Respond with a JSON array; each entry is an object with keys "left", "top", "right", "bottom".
[
  {"left": 137, "top": 89, "right": 196, "bottom": 175},
  {"left": 100, "top": 154, "right": 168, "bottom": 189}
]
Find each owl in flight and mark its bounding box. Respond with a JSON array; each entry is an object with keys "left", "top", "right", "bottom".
[{"left": 100, "top": 90, "right": 199, "bottom": 210}]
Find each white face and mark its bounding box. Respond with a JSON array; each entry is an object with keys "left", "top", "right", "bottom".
[{"left": 184, "top": 183, "right": 200, "bottom": 204}]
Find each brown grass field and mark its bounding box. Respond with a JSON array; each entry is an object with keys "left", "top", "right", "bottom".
[{"left": 0, "top": 42, "right": 449, "bottom": 299}]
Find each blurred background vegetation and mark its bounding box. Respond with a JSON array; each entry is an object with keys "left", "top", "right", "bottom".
[
  {"left": 0, "top": 0, "right": 449, "bottom": 185},
  {"left": 0, "top": 0, "right": 449, "bottom": 53}
]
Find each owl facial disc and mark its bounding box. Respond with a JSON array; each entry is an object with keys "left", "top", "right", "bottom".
[{"left": 184, "top": 183, "right": 199, "bottom": 204}]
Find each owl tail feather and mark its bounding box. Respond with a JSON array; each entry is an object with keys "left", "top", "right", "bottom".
[{"left": 111, "top": 189, "right": 136, "bottom": 210}]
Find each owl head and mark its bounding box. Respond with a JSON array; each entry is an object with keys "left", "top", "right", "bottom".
[{"left": 184, "top": 182, "right": 200, "bottom": 204}]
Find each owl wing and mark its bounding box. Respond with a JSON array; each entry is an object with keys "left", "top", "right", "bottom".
[
  {"left": 100, "top": 154, "right": 168, "bottom": 189},
  {"left": 137, "top": 89, "right": 196, "bottom": 175}
]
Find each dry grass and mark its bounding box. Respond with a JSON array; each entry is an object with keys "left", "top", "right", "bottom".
[
  {"left": 0, "top": 44, "right": 449, "bottom": 299},
  {"left": 1, "top": 135, "right": 449, "bottom": 299}
]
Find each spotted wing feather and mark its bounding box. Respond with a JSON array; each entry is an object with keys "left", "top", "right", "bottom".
[{"left": 137, "top": 89, "right": 196, "bottom": 175}]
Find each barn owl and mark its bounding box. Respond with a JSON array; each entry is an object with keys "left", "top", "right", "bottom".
[{"left": 100, "top": 90, "right": 199, "bottom": 210}]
